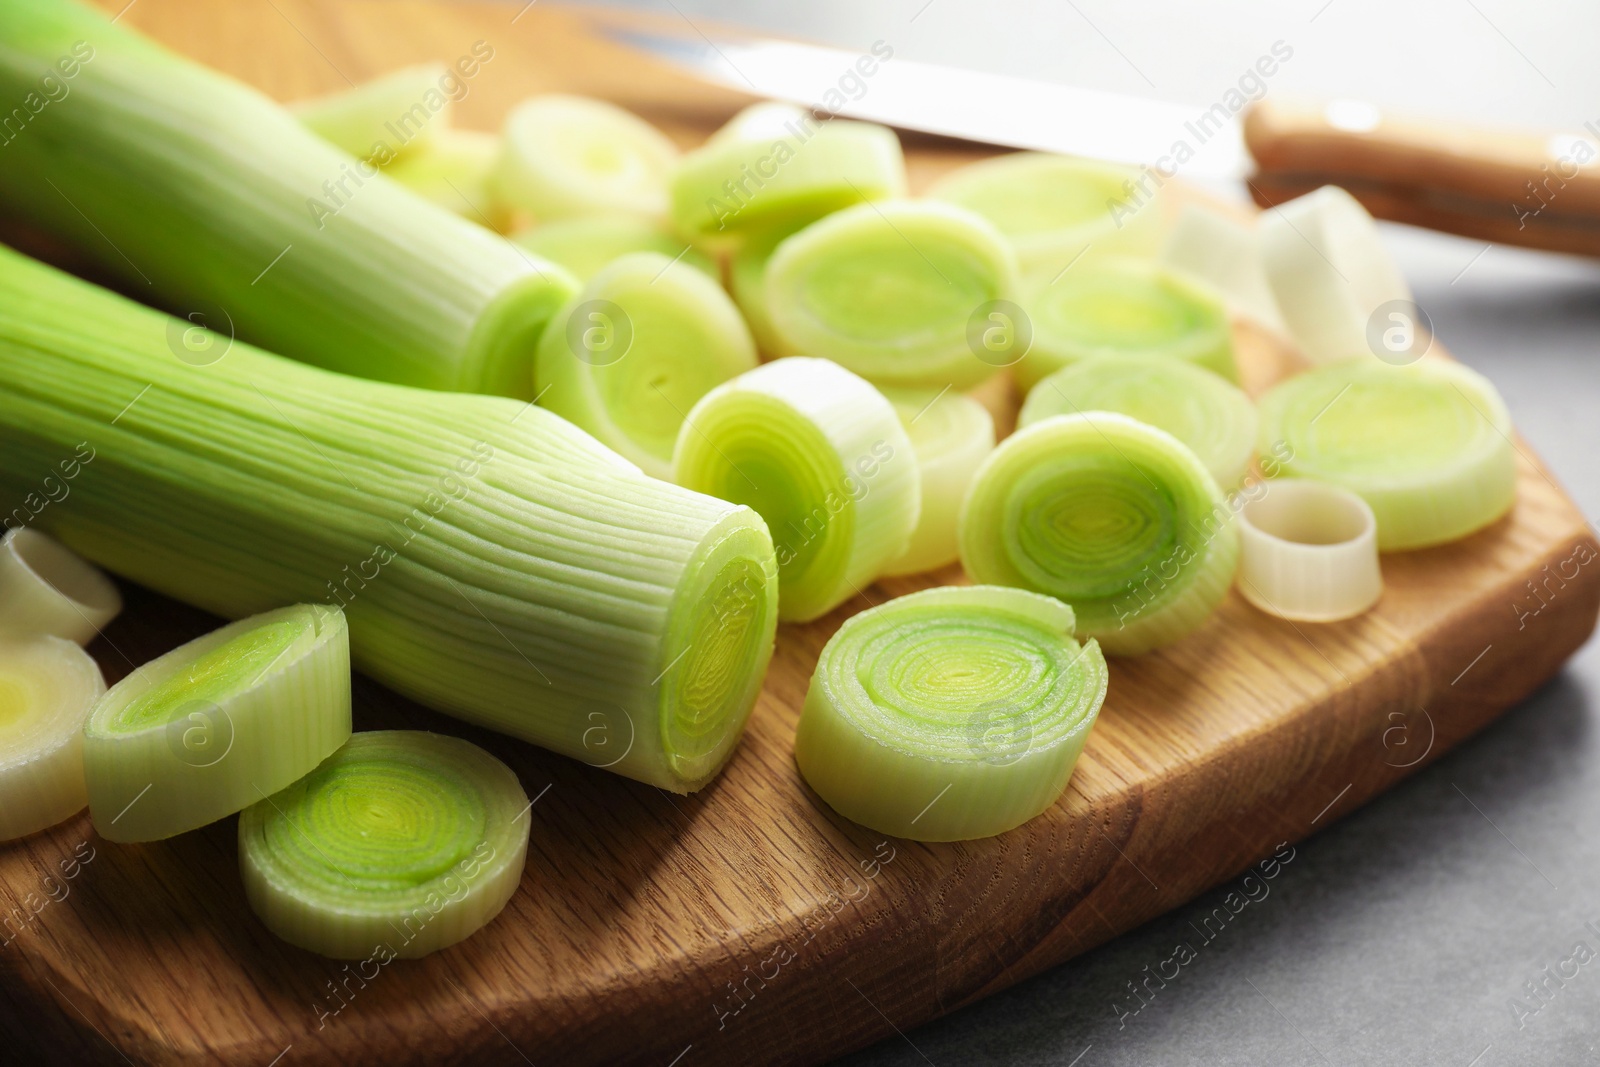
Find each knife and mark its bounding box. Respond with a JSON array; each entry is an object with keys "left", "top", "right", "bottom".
[{"left": 606, "top": 25, "right": 1600, "bottom": 257}]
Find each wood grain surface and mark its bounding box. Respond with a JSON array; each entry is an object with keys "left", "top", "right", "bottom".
[{"left": 1, "top": 3, "right": 1597, "bottom": 1065}]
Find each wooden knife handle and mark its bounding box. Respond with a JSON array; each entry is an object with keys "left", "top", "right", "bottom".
[{"left": 1243, "top": 97, "right": 1600, "bottom": 257}]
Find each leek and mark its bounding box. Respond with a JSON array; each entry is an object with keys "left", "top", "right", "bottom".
[
  {"left": 1016, "top": 259, "right": 1238, "bottom": 392},
  {"left": 535, "top": 251, "right": 759, "bottom": 480},
  {"left": 0, "top": 635, "right": 104, "bottom": 841},
  {"left": 959, "top": 412, "right": 1239, "bottom": 654},
  {"left": 514, "top": 216, "right": 715, "bottom": 283},
  {"left": 492, "top": 94, "right": 680, "bottom": 223},
  {"left": 294, "top": 64, "right": 451, "bottom": 163},
  {"left": 673, "top": 358, "right": 919, "bottom": 622},
  {"left": 383, "top": 129, "right": 511, "bottom": 232},
  {"left": 1257, "top": 358, "right": 1517, "bottom": 550},
  {"left": 764, "top": 201, "right": 1019, "bottom": 389},
  {"left": 728, "top": 220, "right": 806, "bottom": 358},
  {"left": 1018, "top": 356, "right": 1258, "bottom": 489},
  {"left": 0, "top": 528, "right": 122, "bottom": 645},
  {"left": 1236, "top": 480, "right": 1383, "bottom": 622},
  {"left": 793, "top": 585, "right": 1107, "bottom": 841},
  {"left": 239, "top": 731, "right": 530, "bottom": 959},
  {"left": 0, "top": 0, "right": 575, "bottom": 399},
  {"left": 880, "top": 387, "right": 996, "bottom": 577},
  {"left": 0, "top": 246, "right": 779, "bottom": 793},
  {"left": 1160, "top": 203, "right": 1285, "bottom": 331}
]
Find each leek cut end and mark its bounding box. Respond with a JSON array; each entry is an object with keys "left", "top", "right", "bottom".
[
  {"left": 0, "top": 528, "right": 122, "bottom": 645},
  {"left": 0, "top": 635, "right": 104, "bottom": 841}
]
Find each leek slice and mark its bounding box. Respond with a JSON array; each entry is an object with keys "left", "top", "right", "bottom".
[
  {"left": 928, "top": 153, "right": 1165, "bottom": 279},
  {"left": 1237, "top": 480, "right": 1382, "bottom": 622},
  {"left": 84, "top": 604, "right": 352, "bottom": 843},
  {"left": 514, "top": 216, "right": 715, "bottom": 283},
  {"left": 670, "top": 111, "right": 907, "bottom": 245},
  {"left": 239, "top": 731, "right": 530, "bottom": 960},
  {"left": 959, "top": 412, "right": 1239, "bottom": 654},
  {"left": 1018, "top": 356, "right": 1258, "bottom": 489},
  {"left": 1256, "top": 359, "right": 1516, "bottom": 550},
  {"left": 0, "top": 528, "right": 122, "bottom": 645},
  {"left": 0, "top": 246, "right": 779, "bottom": 794},
  {"left": 294, "top": 64, "right": 450, "bottom": 162},
  {"left": 535, "top": 251, "right": 759, "bottom": 480},
  {"left": 764, "top": 201, "right": 1019, "bottom": 389},
  {"left": 384, "top": 129, "right": 511, "bottom": 232},
  {"left": 728, "top": 221, "right": 806, "bottom": 358},
  {"left": 0, "top": 636, "right": 104, "bottom": 841},
  {"left": 1160, "top": 203, "right": 1285, "bottom": 331},
  {"left": 0, "top": 1, "right": 576, "bottom": 398},
  {"left": 492, "top": 94, "right": 680, "bottom": 222},
  {"left": 1016, "top": 259, "right": 1238, "bottom": 393},
  {"left": 673, "top": 358, "right": 919, "bottom": 622},
  {"left": 1259, "top": 185, "right": 1413, "bottom": 365},
  {"left": 880, "top": 388, "right": 997, "bottom": 577},
  {"left": 794, "top": 585, "right": 1107, "bottom": 841}
]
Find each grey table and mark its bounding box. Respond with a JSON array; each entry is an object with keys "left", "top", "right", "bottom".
[{"left": 565, "top": 1, "right": 1600, "bottom": 1060}]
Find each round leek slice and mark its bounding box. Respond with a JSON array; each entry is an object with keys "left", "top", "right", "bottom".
[
  {"left": 0, "top": 635, "right": 105, "bottom": 841},
  {"left": 670, "top": 111, "right": 906, "bottom": 245},
  {"left": 492, "top": 95, "right": 679, "bottom": 222},
  {"left": 728, "top": 221, "right": 805, "bottom": 358},
  {"left": 928, "top": 152, "right": 1166, "bottom": 279},
  {"left": 1019, "top": 356, "right": 1258, "bottom": 489},
  {"left": 536, "top": 251, "right": 758, "bottom": 480},
  {"left": 1160, "top": 203, "right": 1285, "bottom": 331},
  {"left": 1236, "top": 480, "right": 1382, "bottom": 622},
  {"left": 880, "top": 387, "right": 996, "bottom": 576},
  {"left": 794, "top": 585, "right": 1108, "bottom": 842},
  {"left": 1256, "top": 359, "right": 1517, "bottom": 550},
  {"left": 959, "top": 412, "right": 1239, "bottom": 655},
  {"left": 294, "top": 64, "right": 450, "bottom": 162},
  {"left": 384, "top": 128, "right": 511, "bottom": 231},
  {"left": 514, "top": 216, "right": 714, "bottom": 283},
  {"left": 0, "top": 528, "right": 122, "bottom": 645},
  {"left": 1259, "top": 185, "right": 1413, "bottom": 365},
  {"left": 84, "top": 604, "right": 352, "bottom": 843},
  {"left": 764, "top": 200, "right": 1018, "bottom": 389},
  {"left": 239, "top": 730, "right": 530, "bottom": 960},
  {"left": 1016, "top": 258, "right": 1238, "bottom": 393},
  {"left": 672, "top": 358, "right": 920, "bottom": 622}
]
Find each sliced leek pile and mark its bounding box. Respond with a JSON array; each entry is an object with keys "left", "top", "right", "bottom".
[{"left": 515, "top": 216, "right": 715, "bottom": 283}]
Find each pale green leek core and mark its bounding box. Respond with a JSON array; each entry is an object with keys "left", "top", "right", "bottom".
[
  {"left": 535, "top": 251, "right": 758, "bottom": 480},
  {"left": 928, "top": 153, "right": 1166, "bottom": 280},
  {"left": 239, "top": 731, "right": 531, "bottom": 960},
  {"left": 1019, "top": 356, "right": 1258, "bottom": 490},
  {"left": 670, "top": 106, "right": 907, "bottom": 246},
  {"left": 514, "top": 216, "right": 715, "bottom": 283},
  {"left": 84, "top": 604, "right": 352, "bottom": 843},
  {"left": 384, "top": 129, "right": 511, "bottom": 231},
  {"left": 794, "top": 586, "right": 1107, "bottom": 842},
  {"left": 673, "top": 358, "right": 919, "bottom": 623},
  {"left": 1257, "top": 359, "right": 1517, "bottom": 550},
  {"left": 0, "top": 246, "right": 779, "bottom": 793},
  {"left": 1016, "top": 259, "right": 1237, "bottom": 392},
  {"left": 880, "top": 387, "right": 996, "bottom": 577},
  {"left": 764, "top": 200, "right": 1019, "bottom": 389},
  {"left": 294, "top": 64, "right": 451, "bottom": 162},
  {"left": 0, "top": 0, "right": 576, "bottom": 399},
  {"left": 0, "top": 635, "right": 105, "bottom": 841},
  {"left": 960, "top": 412, "right": 1239, "bottom": 655}
]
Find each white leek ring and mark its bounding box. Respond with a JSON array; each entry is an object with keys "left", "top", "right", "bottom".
[
  {"left": 880, "top": 387, "right": 996, "bottom": 576},
  {"left": 0, "top": 528, "right": 122, "bottom": 645},
  {"left": 0, "top": 635, "right": 105, "bottom": 841},
  {"left": 1236, "top": 480, "right": 1382, "bottom": 622},
  {"left": 1160, "top": 203, "right": 1285, "bottom": 331}
]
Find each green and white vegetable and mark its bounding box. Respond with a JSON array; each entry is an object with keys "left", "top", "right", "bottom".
[
  {"left": 1019, "top": 356, "right": 1258, "bottom": 489},
  {"left": 728, "top": 220, "right": 806, "bottom": 357},
  {"left": 0, "top": 636, "right": 105, "bottom": 841},
  {"left": 1260, "top": 185, "right": 1414, "bottom": 365},
  {"left": 794, "top": 586, "right": 1107, "bottom": 841},
  {"left": 239, "top": 731, "right": 530, "bottom": 959},
  {"left": 514, "top": 216, "right": 714, "bottom": 283},
  {"left": 0, "top": 246, "right": 779, "bottom": 793},
  {"left": 0, "top": 0, "right": 575, "bottom": 398},
  {"left": 960, "top": 412, "right": 1239, "bottom": 655},
  {"left": 1236, "top": 480, "right": 1383, "bottom": 622},
  {"left": 535, "top": 251, "right": 759, "bottom": 480},
  {"left": 928, "top": 152, "right": 1165, "bottom": 279},
  {"left": 84, "top": 604, "right": 352, "bottom": 843},
  {"left": 673, "top": 358, "right": 918, "bottom": 622},
  {"left": 1160, "top": 203, "right": 1284, "bottom": 331},
  {"left": 764, "top": 201, "right": 1018, "bottom": 389},
  {"left": 0, "top": 528, "right": 122, "bottom": 645},
  {"left": 492, "top": 94, "right": 680, "bottom": 222},
  {"left": 384, "top": 128, "right": 510, "bottom": 231},
  {"left": 880, "top": 387, "right": 996, "bottom": 576},
  {"left": 1257, "top": 358, "right": 1517, "bottom": 550},
  {"left": 294, "top": 64, "right": 451, "bottom": 162},
  {"left": 1016, "top": 259, "right": 1237, "bottom": 392}
]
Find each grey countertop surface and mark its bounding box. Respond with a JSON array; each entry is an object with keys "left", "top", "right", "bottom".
[{"left": 570, "top": 2, "right": 1600, "bottom": 1061}]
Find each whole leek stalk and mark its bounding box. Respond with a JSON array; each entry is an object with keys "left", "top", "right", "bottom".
[
  {"left": 0, "top": 246, "right": 779, "bottom": 793},
  {"left": 0, "top": 0, "right": 574, "bottom": 399}
]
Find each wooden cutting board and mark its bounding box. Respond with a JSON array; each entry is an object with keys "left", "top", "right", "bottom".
[{"left": 2, "top": 3, "right": 1597, "bottom": 1065}]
